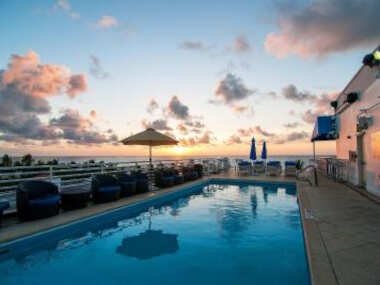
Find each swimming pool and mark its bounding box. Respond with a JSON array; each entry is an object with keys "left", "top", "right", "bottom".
[{"left": 0, "top": 179, "right": 310, "bottom": 285}]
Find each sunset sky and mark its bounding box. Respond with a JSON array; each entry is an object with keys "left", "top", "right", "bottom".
[{"left": 0, "top": 0, "right": 378, "bottom": 157}]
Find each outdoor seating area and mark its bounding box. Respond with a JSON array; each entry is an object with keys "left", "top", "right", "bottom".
[
  {"left": 0, "top": 162, "right": 205, "bottom": 224},
  {"left": 236, "top": 160, "right": 299, "bottom": 177}
]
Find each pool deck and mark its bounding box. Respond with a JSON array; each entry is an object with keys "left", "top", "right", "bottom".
[{"left": 1, "top": 172, "right": 380, "bottom": 285}]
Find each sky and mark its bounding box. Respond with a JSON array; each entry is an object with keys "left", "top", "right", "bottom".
[{"left": 0, "top": 0, "right": 379, "bottom": 157}]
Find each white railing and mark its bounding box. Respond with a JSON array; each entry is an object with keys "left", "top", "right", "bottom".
[
  {"left": 317, "top": 157, "right": 349, "bottom": 182},
  {"left": 0, "top": 158, "right": 231, "bottom": 194}
]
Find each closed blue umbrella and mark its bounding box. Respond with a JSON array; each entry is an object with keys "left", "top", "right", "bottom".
[
  {"left": 261, "top": 141, "right": 267, "bottom": 160},
  {"left": 249, "top": 137, "right": 257, "bottom": 161}
]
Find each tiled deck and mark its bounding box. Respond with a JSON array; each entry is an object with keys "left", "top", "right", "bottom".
[
  {"left": 298, "top": 175, "right": 380, "bottom": 285},
  {"left": 1, "top": 172, "right": 380, "bottom": 285}
]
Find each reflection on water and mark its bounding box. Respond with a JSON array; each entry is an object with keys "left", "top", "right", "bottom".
[{"left": 117, "top": 230, "right": 179, "bottom": 260}]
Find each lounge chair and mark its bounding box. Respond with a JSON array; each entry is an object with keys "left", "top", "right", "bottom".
[
  {"left": 91, "top": 174, "right": 121, "bottom": 203},
  {"left": 266, "top": 161, "right": 282, "bottom": 176},
  {"left": 115, "top": 173, "right": 137, "bottom": 197},
  {"left": 193, "top": 164, "right": 203, "bottom": 178},
  {"left": 131, "top": 171, "right": 149, "bottom": 193},
  {"left": 253, "top": 161, "right": 265, "bottom": 174},
  {"left": 181, "top": 166, "right": 198, "bottom": 181},
  {"left": 237, "top": 161, "right": 251, "bottom": 176},
  {"left": 154, "top": 168, "right": 175, "bottom": 188},
  {"left": 285, "top": 161, "right": 298, "bottom": 176},
  {"left": 17, "top": 180, "right": 61, "bottom": 220},
  {"left": 0, "top": 201, "right": 10, "bottom": 224},
  {"left": 207, "top": 161, "right": 218, "bottom": 174},
  {"left": 168, "top": 167, "right": 185, "bottom": 185}
]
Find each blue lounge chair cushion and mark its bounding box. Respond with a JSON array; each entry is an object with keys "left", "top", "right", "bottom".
[
  {"left": 29, "top": 195, "right": 60, "bottom": 207},
  {"left": 285, "top": 161, "right": 297, "bottom": 166},
  {"left": 99, "top": 186, "right": 120, "bottom": 193},
  {"left": 254, "top": 161, "right": 264, "bottom": 165},
  {"left": 238, "top": 161, "right": 251, "bottom": 166},
  {"left": 267, "top": 161, "right": 281, "bottom": 166},
  {"left": 0, "top": 201, "right": 9, "bottom": 212}
]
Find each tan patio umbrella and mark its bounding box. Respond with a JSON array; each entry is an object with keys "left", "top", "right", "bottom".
[{"left": 121, "top": 128, "right": 178, "bottom": 189}]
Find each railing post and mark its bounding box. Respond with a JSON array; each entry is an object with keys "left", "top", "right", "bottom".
[
  {"left": 49, "top": 165, "right": 53, "bottom": 180},
  {"left": 100, "top": 163, "right": 104, "bottom": 174}
]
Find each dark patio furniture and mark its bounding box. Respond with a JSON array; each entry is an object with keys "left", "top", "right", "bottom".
[
  {"left": 182, "top": 166, "right": 198, "bottom": 181},
  {"left": 17, "top": 180, "right": 60, "bottom": 220},
  {"left": 131, "top": 171, "right": 149, "bottom": 193},
  {"left": 193, "top": 164, "right": 204, "bottom": 178},
  {"left": 115, "top": 173, "right": 137, "bottom": 197},
  {"left": 0, "top": 201, "right": 10, "bottom": 224},
  {"left": 60, "top": 185, "right": 91, "bottom": 210},
  {"left": 91, "top": 175, "right": 121, "bottom": 203},
  {"left": 154, "top": 169, "right": 175, "bottom": 188}
]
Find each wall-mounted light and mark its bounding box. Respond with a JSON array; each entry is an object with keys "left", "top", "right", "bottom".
[
  {"left": 362, "top": 48, "right": 380, "bottom": 67},
  {"left": 346, "top": 92, "right": 359, "bottom": 104},
  {"left": 330, "top": 100, "right": 338, "bottom": 109}
]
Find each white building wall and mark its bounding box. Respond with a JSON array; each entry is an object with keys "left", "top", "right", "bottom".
[{"left": 336, "top": 68, "right": 380, "bottom": 196}]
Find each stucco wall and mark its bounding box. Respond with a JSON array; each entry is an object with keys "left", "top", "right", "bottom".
[{"left": 336, "top": 77, "right": 380, "bottom": 195}]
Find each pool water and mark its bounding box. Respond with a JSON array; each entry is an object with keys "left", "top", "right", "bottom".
[{"left": 0, "top": 181, "right": 310, "bottom": 285}]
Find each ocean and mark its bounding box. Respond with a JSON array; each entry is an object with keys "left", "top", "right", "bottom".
[{"left": 25, "top": 155, "right": 330, "bottom": 165}]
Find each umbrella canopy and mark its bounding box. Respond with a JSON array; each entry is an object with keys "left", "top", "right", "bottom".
[
  {"left": 249, "top": 137, "right": 257, "bottom": 160},
  {"left": 261, "top": 141, "right": 267, "bottom": 160},
  {"left": 121, "top": 128, "right": 178, "bottom": 146},
  {"left": 121, "top": 128, "right": 178, "bottom": 165},
  {"left": 116, "top": 230, "right": 179, "bottom": 260}
]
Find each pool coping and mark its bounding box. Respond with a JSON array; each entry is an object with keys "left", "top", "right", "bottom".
[{"left": 297, "top": 181, "right": 338, "bottom": 285}]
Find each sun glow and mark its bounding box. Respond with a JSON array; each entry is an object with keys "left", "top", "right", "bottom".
[{"left": 171, "top": 145, "right": 188, "bottom": 155}]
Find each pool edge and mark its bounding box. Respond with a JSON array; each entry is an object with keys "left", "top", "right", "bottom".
[{"left": 297, "top": 181, "right": 338, "bottom": 285}]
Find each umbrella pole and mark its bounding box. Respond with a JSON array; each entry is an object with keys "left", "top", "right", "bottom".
[{"left": 149, "top": 145, "right": 153, "bottom": 191}]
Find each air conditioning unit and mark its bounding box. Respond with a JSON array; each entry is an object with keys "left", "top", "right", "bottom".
[{"left": 357, "top": 115, "right": 373, "bottom": 132}]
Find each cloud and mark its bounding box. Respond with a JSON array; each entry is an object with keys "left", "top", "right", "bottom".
[
  {"left": 184, "top": 120, "right": 205, "bottom": 129},
  {"left": 0, "top": 51, "right": 114, "bottom": 145},
  {"left": 146, "top": 98, "right": 159, "bottom": 114},
  {"left": 67, "top": 74, "right": 87, "bottom": 97},
  {"left": 226, "top": 134, "right": 243, "bottom": 144},
  {"left": 282, "top": 84, "right": 316, "bottom": 102},
  {"left": 141, "top": 119, "right": 172, "bottom": 131},
  {"left": 177, "top": 123, "right": 188, "bottom": 135},
  {"left": 179, "top": 41, "right": 209, "bottom": 51},
  {"left": 96, "top": 15, "right": 119, "bottom": 29},
  {"left": 265, "top": 0, "right": 380, "bottom": 58},
  {"left": 50, "top": 109, "right": 118, "bottom": 144},
  {"left": 213, "top": 73, "right": 255, "bottom": 105},
  {"left": 179, "top": 131, "right": 213, "bottom": 146},
  {"left": 55, "top": 0, "right": 80, "bottom": 19},
  {"left": 281, "top": 84, "right": 336, "bottom": 124},
  {"left": 89, "top": 55, "right": 109, "bottom": 79},
  {"left": 271, "top": 131, "right": 309, "bottom": 144},
  {"left": 166, "top": 96, "right": 190, "bottom": 120},
  {"left": 232, "top": 35, "right": 251, "bottom": 53},
  {"left": 284, "top": 122, "right": 302, "bottom": 128},
  {"left": 301, "top": 92, "right": 337, "bottom": 124},
  {"left": 1, "top": 51, "right": 87, "bottom": 99},
  {"left": 254, "top": 126, "right": 275, "bottom": 137},
  {"left": 301, "top": 110, "right": 318, "bottom": 124},
  {"left": 235, "top": 125, "right": 275, "bottom": 138}
]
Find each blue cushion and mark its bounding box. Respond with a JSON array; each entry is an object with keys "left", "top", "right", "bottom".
[
  {"left": 285, "top": 161, "right": 297, "bottom": 166},
  {"left": 29, "top": 195, "right": 60, "bottom": 207},
  {"left": 267, "top": 161, "right": 281, "bottom": 166},
  {"left": 99, "top": 186, "right": 120, "bottom": 193},
  {"left": 0, "top": 201, "right": 10, "bottom": 211},
  {"left": 254, "top": 161, "right": 264, "bottom": 165},
  {"left": 238, "top": 161, "right": 251, "bottom": 166}
]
